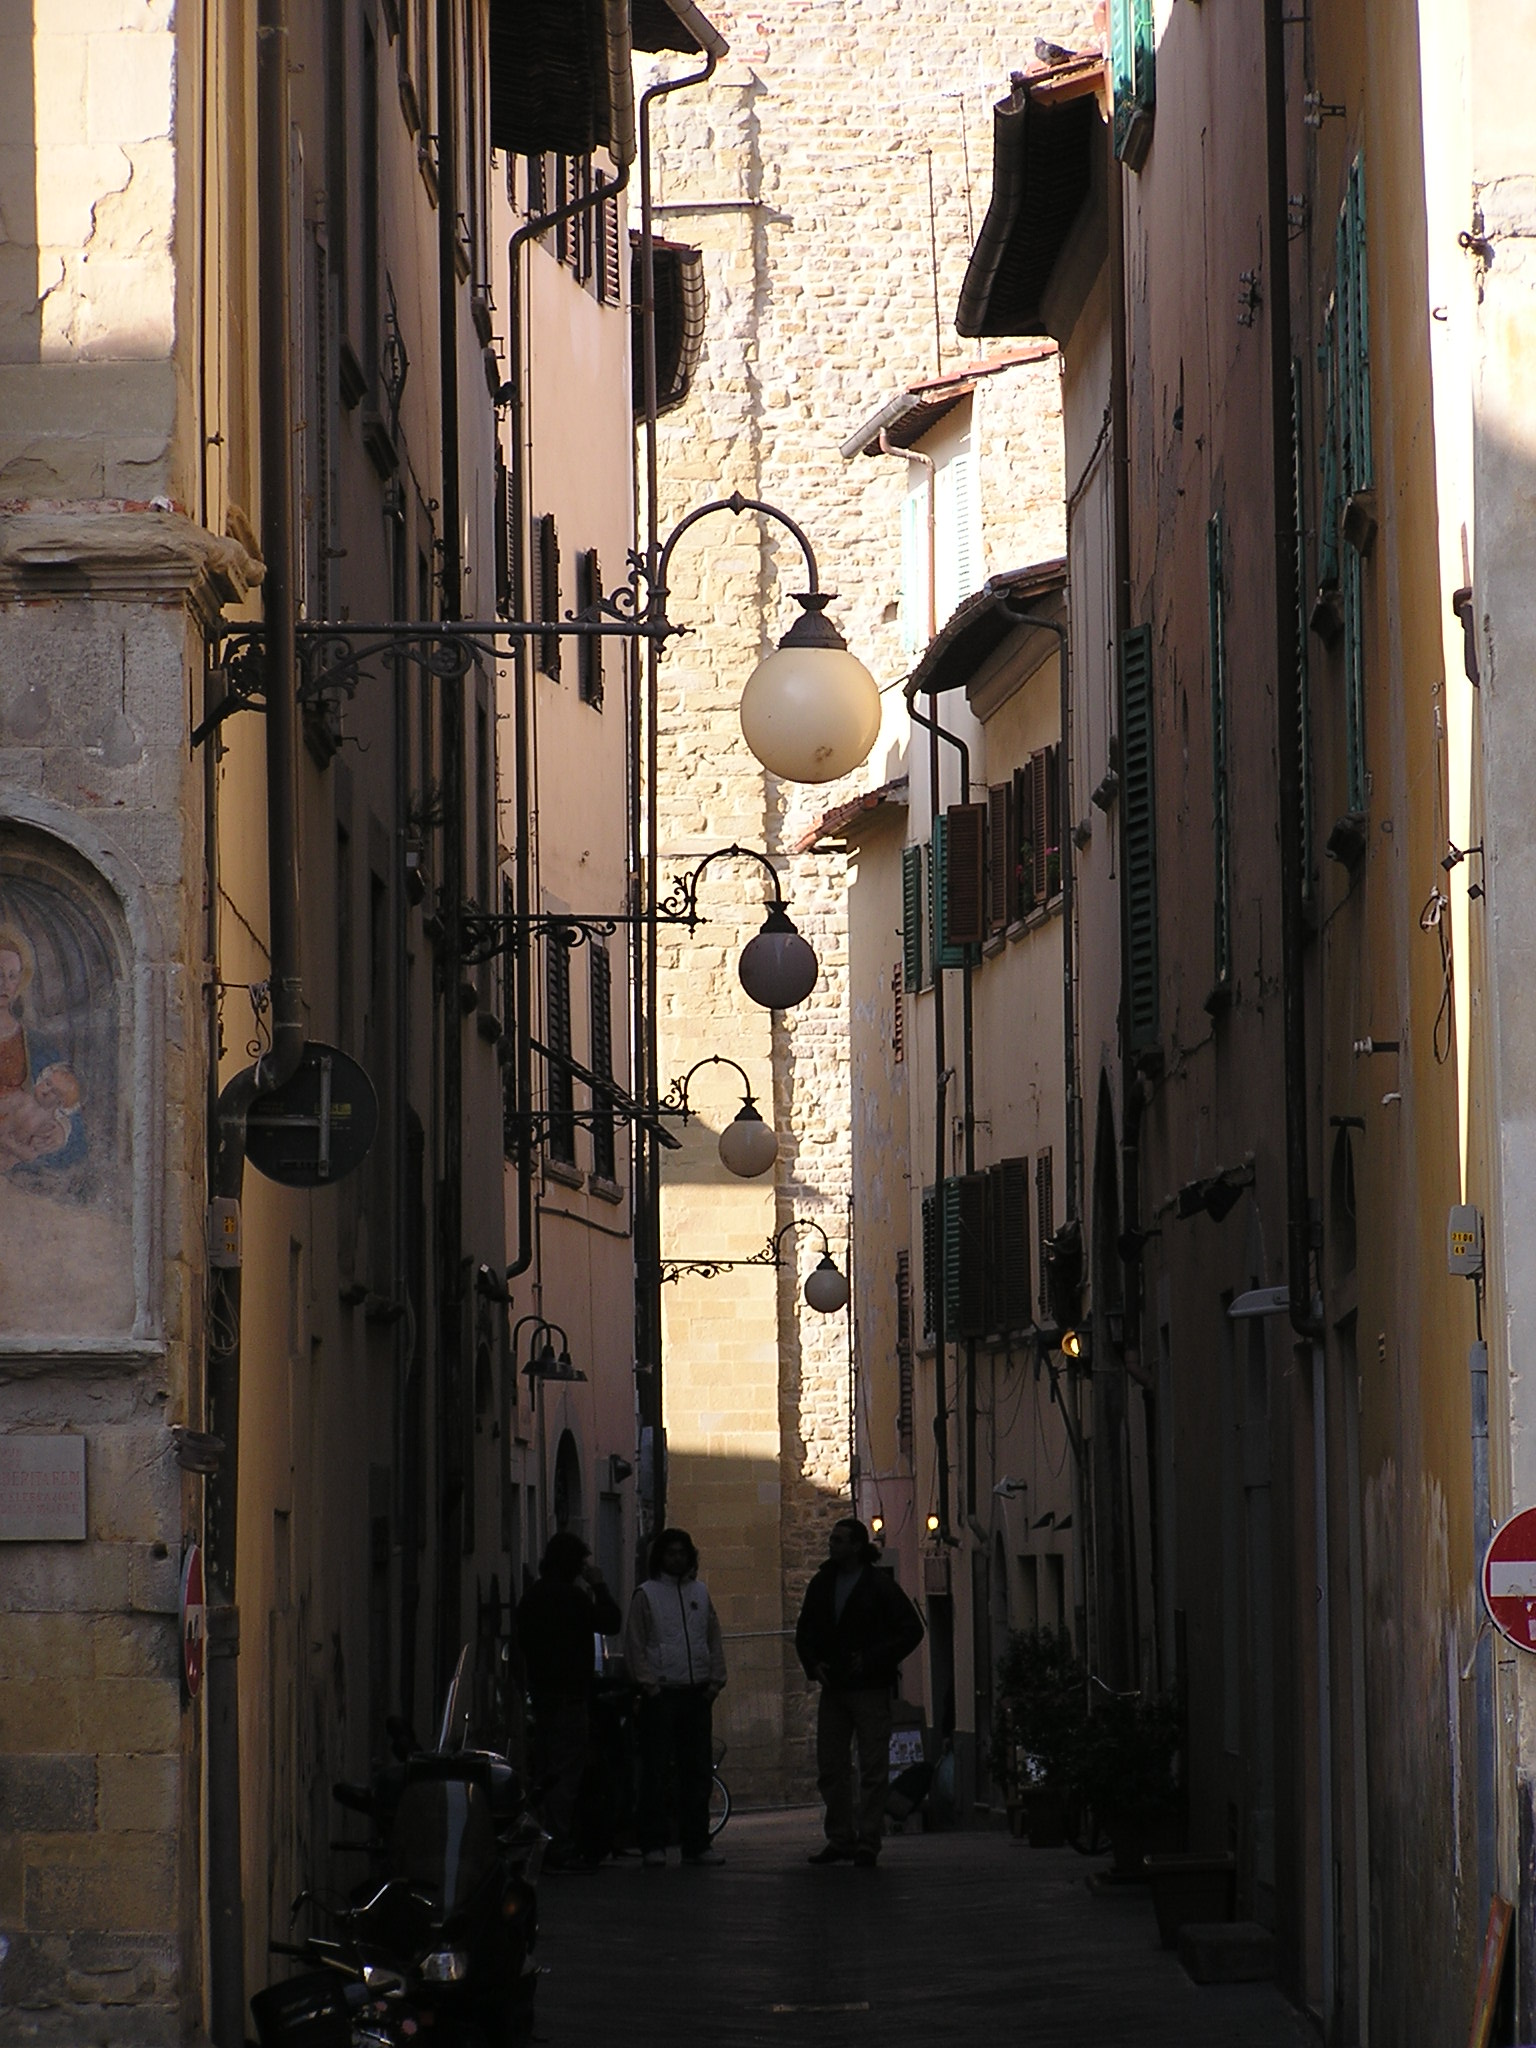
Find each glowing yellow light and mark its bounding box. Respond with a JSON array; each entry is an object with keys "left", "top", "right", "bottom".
[
  {"left": 870, "top": 1515, "right": 884, "bottom": 1535},
  {"left": 925, "top": 1513, "right": 941, "bottom": 1534},
  {"left": 1061, "top": 1329, "right": 1082, "bottom": 1359}
]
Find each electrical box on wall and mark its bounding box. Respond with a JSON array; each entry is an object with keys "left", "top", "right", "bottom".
[
  {"left": 207, "top": 1198, "right": 242, "bottom": 1270},
  {"left": 1448, "top": 1204, "right": 1484, "bottom": 1278}
]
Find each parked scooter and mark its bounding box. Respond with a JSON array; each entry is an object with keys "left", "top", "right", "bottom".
[{"left": 252, "top": 1648, "right": 546, "bottom": 2048}]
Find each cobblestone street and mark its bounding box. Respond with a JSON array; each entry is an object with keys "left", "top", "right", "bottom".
[{"left": 534, "top": 1810, "right": 1313, "bottom": 2047}]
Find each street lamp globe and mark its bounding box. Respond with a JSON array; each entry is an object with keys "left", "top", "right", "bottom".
[
  {"left": 717, "top": 1101, "right": 779, "bottom": 1179},
  {"left": 739, "top": 594, "right": 881, "bottom": 785},
  {"left": 803, "top": 1254, "right": 850, "bottom": 1314},
  {"left": 737, "top": 904, "right": 819, "bottom": 1009}
]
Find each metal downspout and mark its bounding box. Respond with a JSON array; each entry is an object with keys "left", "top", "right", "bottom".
[
  {"left": 637, "top": 45, "right": 720, "bottom": 1535},
  {"left": 206, "top": 3, "right": 306, "bottom": 2037}
]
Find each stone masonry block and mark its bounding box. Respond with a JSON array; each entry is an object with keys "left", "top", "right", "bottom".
[
  {"left": 23, "top": 1829, "right": 176, "bottom": 1934},
  {"left": 66, "top": 1930, "right": 180, "bottom": 2004},
  {"left": 0, "top": 1756, "right": 97, "bottom": 1832},
  {"left": 74, "top": 1677, "right": 180, "bottom": 1754},
  {"left": 95, "top": 1751, "right": 176, "bottom": 1832},
  {"left": 0, "top": 1542, "right": 131, "bottom": 1614},
  {"left": 92, "top": 1612, "right": 178, "bottom": 1683},
  {"left": 0, "top": 1682, "right": 83, "bottom": 1752},
  {"left": 0, "top": 1612, "right": 95, "bottom": 1680},
  {"left": 87, "top": 1429, "right": 177, "bottom": 1545},
  {"left": 0, "top": 1996, "right": 180, "bottom": 2046},
  {"left": 84, "top": 31, "right": 172, "bottom": 145},
  {"left": 0, "top": 1931, "right": 72, "bottom": 2008}
]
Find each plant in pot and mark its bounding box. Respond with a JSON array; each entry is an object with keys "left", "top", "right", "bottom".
[
  {"left": 989, "top": 1626, "right": 1086, "bottom": 1847},
  {"left": 1075, "top": 1684, "right": 1183, "bottom": 1878}
]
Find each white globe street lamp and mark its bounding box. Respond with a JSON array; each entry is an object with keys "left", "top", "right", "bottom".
[
  {"left": 739, "top": 594, "right": 882, "bottom": 785},
  {"left": 717, "top": 1100, "right": 779, "bottom": 1179}
]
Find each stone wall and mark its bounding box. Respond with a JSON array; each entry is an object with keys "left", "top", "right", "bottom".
[{"left": 646, "top": 0, "right": 1096, "bottom": 1801}]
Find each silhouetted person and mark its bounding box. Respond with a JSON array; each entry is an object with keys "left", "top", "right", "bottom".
[
  {"left": 624, "top": 1527, "right": 727, "bottom": 1866},
  {"left": 796, "top": 1518, "right": 924, "bottom": 1868},
  {"left": 516, "top": 1533, "right": 622, "bottom": 1867}
]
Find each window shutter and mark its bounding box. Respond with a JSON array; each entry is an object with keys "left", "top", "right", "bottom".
[
  {"left": 1291, "top": 358, "right": 1315, "bottom": 903},
  {"left": 598, "top": 181, "right": 622, "bottom": 305},
  {"left": 933, "top": 455, "right": 958, "bottom": 626},
  {"left": 931, "top": 818, "right": 975, "bottom": 970},
  {"left": 533, "top": 513, "right": 561, "bottom": 679},
  {"left": 589, "top": 944, "right": 615, "bottom": 1181},
  {"left": 1111, "top": 0, "right": 1155, "bottom": 169},
  {"left": 1043, "top": 743, "right": 1061, "bottom": 895},
  {"left": 545, "top": 932, "right": 575, "bottom": 1163},
  {"left": 1207, "top": 511, "right": 1232, "bottom": 988},
  {"left": 1029, "top": 751, "right": 1050, "bottom": 908},
  {"left": 901, "top": 843, "right": 925, "bottom": 991},
  {"left": 501, "top": 875, "right": 519, "bottom": 1157},
  {"left": 1013, "top": 763, "right": 1034, "bottom": 916},
  {"left": 1317, "top": 304, "right": 1341, "bottom": 591},
  {"left": 989, "top": 1158, "right": 1032, "bottom": 1334},
  {"left": 494, "top": 453, "right": 511, "bottom": 617},
  {"left": 943, "top": 1174, "right": 989, "bottom": 1341},
  {"left": 943, "top": 803, "right": 987, "bottom": 947},
  {"left": 892, "top": 959, "right": 905, "bottom": 1064},
  {"left": 900, "top": 478, "right": 928, "bottom": 657},
  {"left": 1343, "top": 542, "right": 1366, "bottom": 813},
  {"left": 577, "top": 548, "right": 603, "bottom": 706},
  {"left": 986, "top": 783, "right": 1012, "bottom": 931},
  {"left": 1119, "top": 624, "right": 1160, "bottom": 1050},
  {"left": 895, "top": 1250, "right": 914, "bottom": 1454},
  {"left": 921, "top": 1187, "right": 940, "bottom": 1344},
  {"left": 1035, "top": 1149, "right": 1055, "bottom": 1322},
  {"left": 952, "top": 442, "right": 979, "bottom": 602}
]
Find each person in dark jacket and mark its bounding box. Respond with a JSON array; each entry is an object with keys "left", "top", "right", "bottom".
[
  {"left": 516, "top": 1532, "right": 622, "bottom": 1865},
  {"left": 795, "top": 1518, "right": 924, "bottom": 1868}
]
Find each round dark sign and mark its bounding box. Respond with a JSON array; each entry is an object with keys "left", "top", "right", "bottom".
[{"left": 243, "top": 1042, "right": 379, "bottom": 1188}]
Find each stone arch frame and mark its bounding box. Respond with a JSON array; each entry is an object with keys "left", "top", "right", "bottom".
[{"left": 0, "top": 792, "right": 165, "bottom": 1360}]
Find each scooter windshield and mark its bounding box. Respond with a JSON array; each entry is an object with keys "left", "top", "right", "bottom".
[{"left": 388, "top": 1776, "right": 497, "bottom": 1917}]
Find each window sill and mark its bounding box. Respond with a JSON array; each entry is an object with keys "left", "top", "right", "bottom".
[
  {"left": 588, "top": 1174, "right": 625, "bottom": 1205},
  {"left": 543, "top": 1156, "right": 584, "bottom": 1190},
  {"left": 982, "top": 932, "right": 1006, "bottom": 959}
]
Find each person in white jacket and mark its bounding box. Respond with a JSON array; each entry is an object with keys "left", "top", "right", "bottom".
[{"left": 623, "top": 1527, "right": 727, "bottom": 1866}]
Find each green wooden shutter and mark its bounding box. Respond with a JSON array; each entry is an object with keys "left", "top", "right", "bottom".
[
  {"left": 1111, "top": 0, "right": 1155, "bottom": 168},
  {"left": 1339, "top": 155, "right": 1372, "bottom": 497},
  {"left": 1119, "top": 624, "right": 1160, "bottom": 1050},
  {"left": 921, "top": 1187, "right": 939, "bottom": 1344},
  {"left": 1317, "top": 306, "right": 1340, "bottom": 591},
  {"left": 1291, "top": 358, "right": 1315, "bottom": 901},
  {"left": 931, "top": 817, "right": 974, "bottom": 971},
  {"left": 901, "top": 843, "right": 925, "bottom": 991},
  {"left": 1343, "top": 542, "right": 1366, "bottom": 813},
  {"left": 1207, "top": 512, "right": 1232, "bottom": 988},
  {"left": 942, "top": 1175, "right": 988, "bottom": 1340}
]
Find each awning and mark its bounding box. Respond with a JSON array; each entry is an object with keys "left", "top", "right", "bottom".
[
  {"left": 490, "top": 0, "right": 636, "bottom": 165},
  {"left": 791, "top": 777, "right": 909, "bottom": 855},
  {"left": 632, "top": 236, "right": 706, "bottom": 415},
  {"left": 908, "top": 562, "right": 1067, "bottom": 701},
  {"left": 955, "top": 59, "right": 1105, "bottom": 340}
]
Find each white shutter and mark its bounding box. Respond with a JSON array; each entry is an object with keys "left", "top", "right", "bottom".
[
  {"left": 900, "top": 475, "right": 928, "bottom": 656},
  {"left": 933, "top": 456, "right": 958, "bottom": 626},
  {"left": 952, "top": 440, "right": 979, "bottom": 601}
]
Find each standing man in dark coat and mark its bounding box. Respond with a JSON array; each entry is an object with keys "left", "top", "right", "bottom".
[
  {"left": 516, "top": 1532, "right": 623, "bottom": 1867},
  {"left": 795, "top": 1518, "right": 924, "bottom": 1868}
]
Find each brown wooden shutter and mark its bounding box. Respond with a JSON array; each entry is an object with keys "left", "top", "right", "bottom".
[
  {"left": 989, "top": 1158, "right": 1032, "bottom": 1333},
  {"left": 944, "top": 802, "right": 987, "bottom": 946},
  {"left": 494, "top": 454, "right": 511, "bottom": 617},
  {"left": 577, "top": 548, "right": 603, "bottom": 706},
  {"left": 1035, "top": 1147, "right": 1054, "bottom": 1319},
  {"left": 533, "top": 513, "right": 561, "bottom": 678},
  {"left": 1013, "top": 764, "right": 1033, "bottom": 917},
  {"left": 895, "top": 1250, "right": 914, "bottom": 1453},
  {"left": 986, "top": 783, "right": 1012, "bottom": 931},
  {"left": 1029, "top": 751, "right": 1049, "bottom": 907},
  {"left": 1044, "top": 742, "right": 1062, "bottom": 895}
]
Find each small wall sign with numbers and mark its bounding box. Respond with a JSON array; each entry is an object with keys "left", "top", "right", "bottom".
[{"left": 0, "top": 1435, "right": 86, "bottom": 1540}]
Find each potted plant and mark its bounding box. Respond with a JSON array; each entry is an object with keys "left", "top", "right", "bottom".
[
  {"left": 989, "top": 1626, "right": 1086, "bottom": 1847},
  {"left": 1075, "top": 1684, "right": 1183, "bottom": 1877}
]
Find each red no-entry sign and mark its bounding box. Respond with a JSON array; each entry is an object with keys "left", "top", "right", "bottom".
[
  {"left": 180, "top": 1543, "right": 206, "bottom": 1697},
  {"left": 1482, "top": 1507, "right": 1536, "bottom": 1652}
]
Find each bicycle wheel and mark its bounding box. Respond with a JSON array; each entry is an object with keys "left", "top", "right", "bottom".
[{"left": 708, "top": 1772, "right": 731, "bottom": 1840}]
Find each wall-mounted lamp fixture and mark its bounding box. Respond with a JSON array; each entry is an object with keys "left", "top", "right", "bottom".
[
  {"left": 512, "top": 1317, "right": 587, "bottom": 1401},
  {"left": 655, "top": 844, "right": 820, "bottom": 1010},
  {"left": 663, "top": 1055, "right": 779, "bottom": 1179},
  {"left": 659, "top": 1216, "right": 850, "bottom": 1315}
]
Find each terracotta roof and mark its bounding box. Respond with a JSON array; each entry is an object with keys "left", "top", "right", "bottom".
[
  {"left": 791, "top": 777, "right": 909, "bottom": 854},
  {"left": 841, "top": 345, "right": 1056, "bottom": 461}
]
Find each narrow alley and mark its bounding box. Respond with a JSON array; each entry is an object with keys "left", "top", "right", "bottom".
[{"left": 534, "top": 1812, "right": 1311, "bottom": 2047}]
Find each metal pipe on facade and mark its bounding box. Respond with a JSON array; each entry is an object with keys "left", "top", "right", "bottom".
[
  {"left": 206, "top": 2, "right": 306, "bottom": 2037},
  {"left": 637, "top": 41, "right": 722, "bottom": 1536}
]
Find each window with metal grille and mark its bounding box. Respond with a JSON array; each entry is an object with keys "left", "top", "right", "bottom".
[
  {"left": 589, "top": 944, "right": 616, "bottom": 1182},
  {"left": 1119, "top": 624, "right": 1159, "bottom": 1049},
  {"left": 545, "top": 933, "right": 576, "bottom": 1164},
  {"left": 532, "top": 513, "right": 561, "bottom": 679},
  {"left": 892, "top": 960, "right": 905, "bottom": 1063},
  {"left": 1035, "top": 1149, "right": 1055, "bottom": 1321},
  {"left": 1207, "top": 511, "right": 1232, "bottom": 988},
  {"left": 1110, "top": 0, "right": 1155, "bottom": 169},
  {"left": 576, "top": 548, "right": 603, "bottom": 706},
  {"left": 896, "top": 1250, "right": 914, "bottom": 1454}
]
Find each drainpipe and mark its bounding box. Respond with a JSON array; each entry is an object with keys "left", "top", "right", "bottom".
[
  {"left": 636, "top": 35, "right": 723, "bottom": 1535},
  {"left": 206, "top": 3, "right": 306, "bottom": 2038}
]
